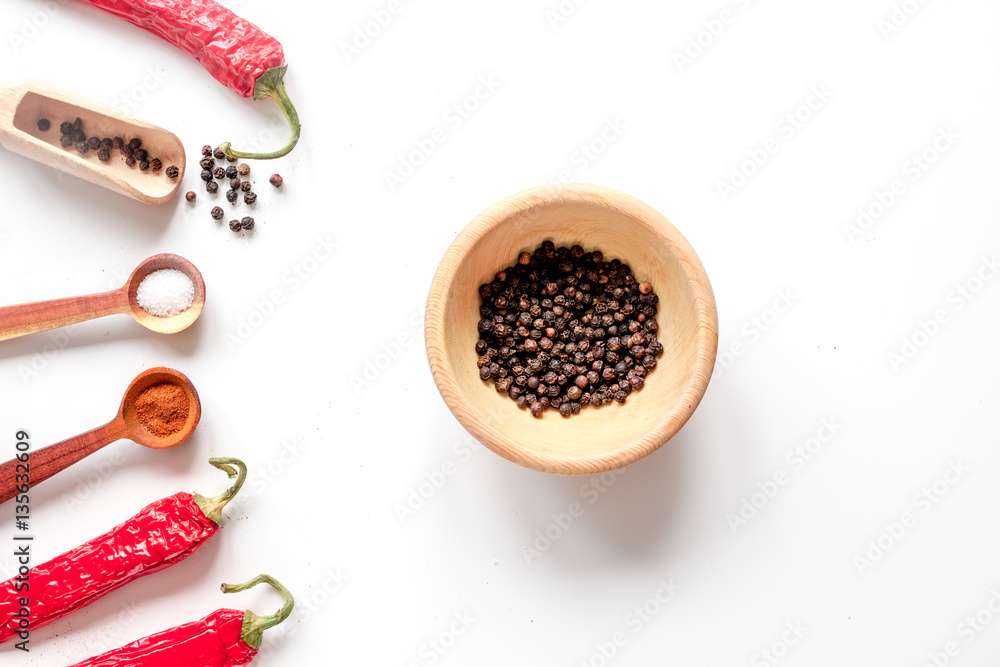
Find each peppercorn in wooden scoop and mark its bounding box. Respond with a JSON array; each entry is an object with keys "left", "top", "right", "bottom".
[
  {"left": 0, "top": 78, "right": 184, "bottom": 203},
  {"left": 0, "top": 253, "right": 205, "bottom": 342},
  {"left": 0, "top": 367, "right": 200, "bottom": 504}
]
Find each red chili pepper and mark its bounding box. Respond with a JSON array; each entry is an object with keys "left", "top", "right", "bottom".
[
  {"left": 69, "top": 574, "right": 293, "bottom": 667},
  {"left": 0, "top": 457, "right": 246, "bottom": 645},
  {"left": 74, "top": 0, "right": 300, "bottom": 160}
]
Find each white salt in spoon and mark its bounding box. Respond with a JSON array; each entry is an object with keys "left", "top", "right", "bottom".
[{"left": 0, "top": 254, "right": 205, "bottom": 341}]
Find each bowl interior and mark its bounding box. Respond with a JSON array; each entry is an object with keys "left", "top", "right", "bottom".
[{"left": 429, "top": 187, "right": 717, "bottom": 474}]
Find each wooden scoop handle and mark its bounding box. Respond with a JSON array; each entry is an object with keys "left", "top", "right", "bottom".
[
  {"left": 0, "top": 80, "right": 15, "bottom": 108},
  {"left": 0, "top": 287, "right": 128, "bottom": 342},
  {"left": 0, "top": 80, "right": 27, "bottom": 148},
  {"left": 0, "top": 419, "right": 127, "bottom": 504}
]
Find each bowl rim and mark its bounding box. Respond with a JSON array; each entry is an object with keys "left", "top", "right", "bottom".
[{"left": 424, "top": 183, "right": 718, "bottom": 475}]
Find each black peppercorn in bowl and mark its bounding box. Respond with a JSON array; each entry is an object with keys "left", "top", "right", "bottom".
[{"left": 425, "top": 184, "right": 718, "bottom": 475}]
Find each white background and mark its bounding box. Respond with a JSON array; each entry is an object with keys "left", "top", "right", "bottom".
[{"left": 1, "top": 0, "right": 999, "bottom": 665}]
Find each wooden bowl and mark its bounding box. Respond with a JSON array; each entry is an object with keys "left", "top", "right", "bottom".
[{"left": 425, "top": 184, "right": 718, "bottom": 475}]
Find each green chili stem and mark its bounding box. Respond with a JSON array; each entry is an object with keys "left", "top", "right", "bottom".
[
  {"left": 221, "top": 65, "right": 301, "bottom": 160},
  {"left": 194, "top": 457, "right": 247, "bottom": 526},
  {"left": 221, "top": 574, "right": 295, "bottom": 650}
]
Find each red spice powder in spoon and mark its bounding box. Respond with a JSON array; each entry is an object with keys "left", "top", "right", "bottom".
[{"left": 135, "top": 383, "right": 190, "bottom": 437}]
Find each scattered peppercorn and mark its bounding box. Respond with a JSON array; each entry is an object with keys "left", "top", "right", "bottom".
[
  {"left": 241, "top": 216, "right": 255, "bottom": 231},
  {"left": 199, "top": 157, "right": 214, "bottom": 170},
  {"left": 87, "top": 136, "right": 101, "bottom": 150},
  {"left": 150, "top": 158, "right": 162, "bottom": 171},
  {"left": 97, "top": 147, "right": 111, "bottom": 162},
  {"left": 226, "top": 189, "right": 238, "bottom": 203},
  {"left": 59, "top": 134, "right": 74, "bottom": 149},
  {"left": 229, "top": 178, "right": 241, "bottom": 190},
  {"left": 213, "top": 167, "right": 226, "bottom": 180},
  {"left": 269, "top": 173, "right": 282, "bottom": 187},
  {"left": 125, "top": 156, "right": 136, "bottom": 167},
  {"left": 228, "top": 219, "right": 241, "bottom": 232},
  {"left": 37, "top": 118, "right": 50, "bottom": 131},
  {"left": 185, "top": 191, "right": 196, "bottom": 202},
  {"left": 121, "top": 143, "right": 134, "bottom": 157},
  {"left": 139, "top": 159, "right": 150, "bottom": 171},
  {"left": 237, "top": 163, "right": 250, "bottom": 176},
  {"left": 211, "top": 206, "right": 224, "bottom": 220},
  {"left": 101, "top": 137, "right": 113, "bottom": 149},
  {"left": 73, "top": 117, "right": 83, "bottom": 131},
  {"left": 475, "top": 241, "right": 663, "bottom": 418},
  {"left": 75, "top": 141, "right": 89, "bottom": 155},
  {"left": 201, "top": 144, "right": 213, "bottom": 157},
  {"left": 128, "top": 138, "right": 141, "bottom": 150},
  {"left": 240, "top": 180, "right": 252, "bottom": 193},
  {"left": 206, "top": 181, "right": 219, "bottom": 194},
  {"left": 213, "top": 147, "right": 225, "bottom": 160},
  {"left": 113, "top": 136, "right": 124, "bottom": 149},
  {"left": 60, "top": 121, "right": 74, "bottom": 135},
  {"left": 243, "top": 191, "right": 257, "bottom": 205},
  {"left": 225, "top": 166, "right": 238, "bottom": 179},
  {"left": 134, "top": 148, "right": 148, "bottom": 161},
  {"left": 200, "top": 169, "right": 213, "bottom": 182},
  {"left": 166, "top": 165, "right": 179, "bottom": 179}
]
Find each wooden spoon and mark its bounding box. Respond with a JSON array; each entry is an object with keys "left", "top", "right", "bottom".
[
  {"left": 0, "top": 253, "right": 206, "bottom": 342},
  {"left": 0, "top": 367, "right": 200, "bottom": 504},
  {"left": 0, "top": 78, "right": 185, "bottom": 204}
]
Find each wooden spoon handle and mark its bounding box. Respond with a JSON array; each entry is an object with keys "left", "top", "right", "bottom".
[
  {"left": 0, "top": 419, "right": 127, "bottom": 504},
  {"left": 0, "top": 288, "right": 128, "bottom": 342}
]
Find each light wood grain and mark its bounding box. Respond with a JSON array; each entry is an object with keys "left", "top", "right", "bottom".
[
  {"left": 425, "top": 184, "right": 718, "bottom": 475},
  {"left": 0, "top": 79, "right": 185, "bottom": 204},
  {"left": 0, "top": 253, "right": 205, "bottom": 341},
  {"left": 0, "top": 367, "right": 201, "bottom": 504}
]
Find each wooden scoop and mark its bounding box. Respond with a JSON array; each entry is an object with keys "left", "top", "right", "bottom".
[
  {"left": 0, "top": 78, "right": 185, "bottom": 203},
  {"left": 0, "top": 253, "right": 206, "bottom": 342},
  {"left": 0, "top": 367, "right": 200, "bottom": 504}
]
